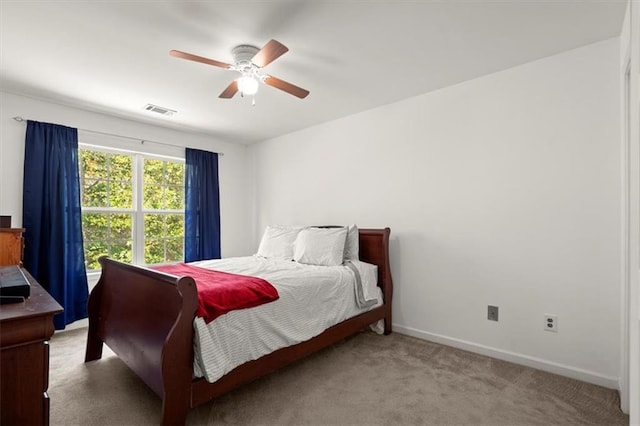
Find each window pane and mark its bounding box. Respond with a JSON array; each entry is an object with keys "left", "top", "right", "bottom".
[
  {"left": 109, "top": 240, "right": 132, "bottom": 264},
  {"left": 85, "top": 241, "right": 108, "bottom": 271},
  {"left": 110, "top": 214, "right": 132, "bottom": 240},
  {"left": 81, "top": 150, "right": 108, "bottom": 179},
  {"left": 144, "top": 159, "right": 165, "bottom": 185},
  {"left": 110, "top": 155, "right": 132, "bottom": 181},
  {"left": 143, "top": 184, "right": 163, "bottom": 209},
  {"left": 143, "top": 213, "right": 184, "bottom": 265},
  {"left": 165, "top": 162, "right": 184, "bottom": 186},
  {"left": 144, "top": 214, "right": 164, "bottom": 237},
  {"left": 165, "top": 214, "right": 184, "bottom": 236},
  {"left": 109, "top": 182, "right": 133, "bottom": 209},
  {"left": 166, "top": 238, "right": 183, "bottom": 263},
  {"left": 81, "top": 212, "right": 133, "bottom": 271},
  {"left": 144, "top": 239, "right": 165, "bottom": 265},
  {"left": 143, "top": 158, "right": 184, "bottom": 210},
  {"left": 82, "top": 213, "right": 108, "bottom": 240},
  {"left": 80, "top": 150, "right": 133, "bottom": 209},
  {"left": 83, "top": 179, "right": 108, "bottom": 208},
  {"left": 165, "top": 186, "right": 184, "bottom": 210},
  {"left": 107, "top": 153, "right": 133, "bottom": 208}
]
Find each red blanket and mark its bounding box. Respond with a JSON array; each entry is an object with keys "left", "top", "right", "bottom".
[{"left": 152, "top": 263, "right": 279, "bottom": 323}]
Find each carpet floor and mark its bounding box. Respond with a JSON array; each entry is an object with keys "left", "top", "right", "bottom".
[{"left": 49, "top": 327, "right": 628, "bottom": 425}]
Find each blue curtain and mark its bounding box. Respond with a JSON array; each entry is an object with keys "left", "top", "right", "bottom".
[
  {"left": 185, "top": 148, "right": 221, "bottom": 262},
  {"left": 22, "top": 120, "right": 89, "bottom": 330}
]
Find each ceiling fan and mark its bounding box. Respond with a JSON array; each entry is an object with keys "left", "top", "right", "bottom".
[{"left": 170, "top": 39, "right": 310, "bottom": 100}]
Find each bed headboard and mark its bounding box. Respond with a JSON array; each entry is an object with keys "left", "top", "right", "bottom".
[{"left": 358, "top": 228, "right": 393, "bottom": 319}]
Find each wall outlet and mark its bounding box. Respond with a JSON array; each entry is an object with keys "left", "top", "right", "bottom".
[
  {"left": 544, "top": 314, "right": 558, "bottom": 332},
  {"left": 488, "top": 305, "right": 499, "bottom": 321}
]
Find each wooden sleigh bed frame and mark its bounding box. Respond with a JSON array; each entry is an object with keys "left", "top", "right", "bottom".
[{"left": 85, "top": 228, "right": 393, "bottom": 425}]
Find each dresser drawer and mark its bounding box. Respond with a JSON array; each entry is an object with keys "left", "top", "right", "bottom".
[{"left": 0, "top": 341, "right": 47, "bottom": 425}]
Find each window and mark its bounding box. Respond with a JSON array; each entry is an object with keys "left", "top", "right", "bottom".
[{"left": 79, "top": 147, "right": 185, "bottom": 270}]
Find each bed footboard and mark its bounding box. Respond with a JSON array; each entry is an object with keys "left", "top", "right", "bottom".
[{"left": 85, "top": 256, "right": 198, "bottom": 423}]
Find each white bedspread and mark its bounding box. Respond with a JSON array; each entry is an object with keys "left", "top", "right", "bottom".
[{"left": 189, "top": 256, "right": 382, "bottom": 383}]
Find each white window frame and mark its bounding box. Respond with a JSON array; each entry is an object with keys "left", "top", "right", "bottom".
[{"left": 79, "top": 143, "right": 185, "bottom": 270}]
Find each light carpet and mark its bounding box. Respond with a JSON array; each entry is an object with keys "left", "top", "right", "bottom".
[{"left": 49, "top": 327, "right": 628, "bottom": 425}]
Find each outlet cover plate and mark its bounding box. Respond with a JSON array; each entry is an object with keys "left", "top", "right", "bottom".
[
  {"left": 488, "top": 305, "right": 499, "bottom": 321},
  {"left": 544, "top": 314, "right": 558, "bottom": 332}
]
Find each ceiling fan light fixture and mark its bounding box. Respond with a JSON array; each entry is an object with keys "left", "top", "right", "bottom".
[{"left": 237, "top": 75, "right": 259, "bottom": 95}]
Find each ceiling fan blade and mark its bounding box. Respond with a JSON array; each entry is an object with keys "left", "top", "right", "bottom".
[
  {"left": 251, "top": 39, "right": 289, "bottom": 68},
  {"left": 170, "top": 50, "right": 232, "bottom": 69},
  {"left": 264, "top": 75, "right": 309, "bottom": 99},
  {"left": 219, "top": 80, "right": 239, "bottom": 98}
]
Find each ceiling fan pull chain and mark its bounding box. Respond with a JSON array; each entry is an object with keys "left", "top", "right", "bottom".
[{"left": 252, "top": 96, "right": 256, "bottom": 107}]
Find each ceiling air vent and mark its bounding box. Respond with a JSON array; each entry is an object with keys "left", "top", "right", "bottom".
[{"left": 143, "top": 104, "right": 176, "bottom": 116}]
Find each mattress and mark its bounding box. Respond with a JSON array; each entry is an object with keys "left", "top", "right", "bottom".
[{"left": 189, "top": 256, "right": 382, "bottom": 383}]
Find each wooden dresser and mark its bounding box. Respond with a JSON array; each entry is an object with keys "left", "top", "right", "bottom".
[
  {"left": 0, "top": 239, "right": 63, "bottom": 425},
  {"left": 0, "top": 228, "right": 24, "bottom": 266}
]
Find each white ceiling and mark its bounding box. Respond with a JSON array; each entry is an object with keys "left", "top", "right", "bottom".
[{"left": 0, "top": 1, "right": 627, "bottom": 144}]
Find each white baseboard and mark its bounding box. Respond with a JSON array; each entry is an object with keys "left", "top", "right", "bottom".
[{"left": 393, "top": 324, "right": 619, "bottom": 390}]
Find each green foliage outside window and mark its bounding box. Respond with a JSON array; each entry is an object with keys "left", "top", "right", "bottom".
[
  {"left": 79, "top": 148, "right": 185, "bottom": 270},
  {"left": 144, "top": 214, "right": 184, "bottom": 264},
  {"left": 82, "top": 213, "right": 133, "bottom": 267},
  {"left": 143, "top": 159, "right": 185, "bottom": 210},
  {"left": 81, "top": 150, "right": 133, "bottom": 208}
]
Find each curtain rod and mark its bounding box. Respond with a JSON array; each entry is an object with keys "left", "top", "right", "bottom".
[{"left": 12, "top": 116, "right": 224, "bottom": 156}]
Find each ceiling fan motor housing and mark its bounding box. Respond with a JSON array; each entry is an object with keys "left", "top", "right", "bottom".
[{"left": 232, "top": 45, "right": 260, "bottom": 70}]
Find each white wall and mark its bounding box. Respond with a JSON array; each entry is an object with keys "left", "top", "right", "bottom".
[
  {"left": 249, "top": 38, "right": 622, "bottom": 387},
  {"left": 0, "top": 91, "right": 253, "bottom": 257}
]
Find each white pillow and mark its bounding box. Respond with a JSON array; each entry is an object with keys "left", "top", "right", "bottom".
[
  {"left": 344, "top": 224, "right": 359, "bottom": 261},
  {"left": 293, "top": 227, "right": 348, "bottom": 266},
  {"left": 256, "top": 225, "right": 304, "bottom": 260}
]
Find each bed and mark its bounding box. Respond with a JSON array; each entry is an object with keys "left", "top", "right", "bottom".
[{"left": 84, "top": 227, "right": 393, "bottom": 425}]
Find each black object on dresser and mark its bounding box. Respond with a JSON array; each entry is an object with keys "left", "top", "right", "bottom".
[{"left": 0, "top": 265, "right": 31, "bottom": 299}]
